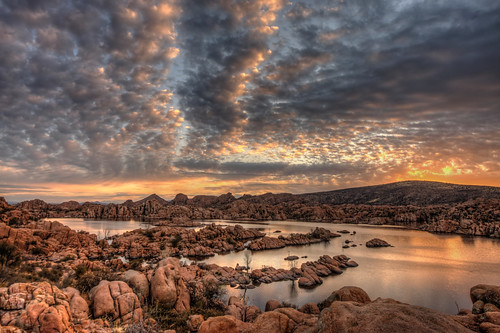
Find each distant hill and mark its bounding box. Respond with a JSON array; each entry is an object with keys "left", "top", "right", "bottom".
[
  {"left": 133, "top": 193, "right": 169, "bottom": 206},
  {"left": 299, "top": 181, "right": 500, "bottom": 206}
]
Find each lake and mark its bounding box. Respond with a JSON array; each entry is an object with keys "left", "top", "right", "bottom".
[
  {"left": 51, "top": 218, "right": 151, "bottom": 239},
  {"left": 54, "top": 218, "right": 500, "bottom": 314}
]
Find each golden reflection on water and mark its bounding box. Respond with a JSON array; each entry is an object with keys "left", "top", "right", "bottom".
[{"left": 202, "top": 220, "right": 500, "bottom": 314}]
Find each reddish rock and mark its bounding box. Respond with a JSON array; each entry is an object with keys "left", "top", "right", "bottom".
[
  {"left": 0, "top": 282, "right": 74, "bottom": 332},
  {"left": 322, "top": 286, "right": 372, "bottom": 307},
  {"left": 265, "top": 300, "right": 281, "bottom": 312},
  {"left": 150, "top": 257, "right": 190, "bottom": 312},
  {"left": 365, "top": 238, "right": 392, "bottom": 248},
  {"left": 318, "top": 298, "right": 472, "bottom": 333},
  {"left": 63, "top": 287, "right": 89, "bottom": 321},
  {"left": 245, "top": 311, "right": 290, "bottom": 333},
  {"left": 198, "top": 315, "right": 249, "bottom": 333},
  {"left": 187, "top": 314, "right": 204, "bottom": 331},
  {"left": 89, "top": 280, "right": 142, "bottom": 325},
  {"left": 123, "top": 270, "right": 150, "bottom": 302},
  {"left": 299, "top": 303, "right": 320, "bottom": 315}
]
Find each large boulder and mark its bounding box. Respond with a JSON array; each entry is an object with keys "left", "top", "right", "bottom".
[
  {"left": 63, "top": 287, "right": 89, "bottom": 321},
  {"left": 123, "top": 270, "right": 150, "bottom": 302},
  {"left": 365, "top": 238, "right": 391, "bottom": 248},
  {"left": 321, "top": 286, "right": 371, "bottom": 308},
  {"left": 89, "top": 280, "right": 142, "bottom": 325},
  {"left": 0, "top": 282, "right": 74, "bottom": 333},
  {"left": 471, "top": 284, "right": 500, "bottom": 309},
  {"left": 318, "top": 298, "right": 472, "bottom": 332},
  {"left": 198, "top": 315, "right": 249, "bottom": 333},
  {"left": 245, "top": 311, "right": 290, "bottom": 333},
  {"left": 265, "top": 300, "right": 281, "bottom": 312},
  {"left": 150, "top": 257, "right": 190, "bottom": 312}
]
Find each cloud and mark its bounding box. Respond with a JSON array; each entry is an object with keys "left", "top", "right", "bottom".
[
  {"left": 1, "top": 0, "right": 499, "bottom": 201},
  {"left": 0, "top": 0, "right": 182, "bottom": 183}
]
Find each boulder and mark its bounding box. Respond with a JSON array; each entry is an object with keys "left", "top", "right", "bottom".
[
  {"left": 479, "top": 322, "right": 500, "bottom": 333},
  {"left": 245, "top": 311, "right": 290, "bottom": 333},
  {"left": 318, "top": 298, "right": 473, "bottom": 333},
  {"left": 63, "top": 287, "right": 89, "bottom": 321},
  {"left": 299, "top": 303, "right": 320, "bottom": 315},
  {"left": 472, "top": 300, "right": 484, "bottom": 314},
  {"left": 471, "top": 285, "right": 500, "bottom": 309},
  {"left": 485, "top": 303, "right": 500, "bottom": 313},
  {"left": 365, "top": 238, "right": 391, "bottom": 248},
  {"left": 89, "top": 280, "right": 142, "bottom": 325},
  {"left": 322, "top": 286, "right": 371, "bottom": 308},
  {"left": 123, "top": 270, "right": 150, "bottom": 301},
  {"left": 198, "top": 315, "right": 249, "bottom": 333},
  {"left": 150, "top": 257, "right": 190, "bottom": 312},
  {"left": 265, "top": 300, "right": 281, "bottom": 312},
  {"left": 0, "top": 282, "right": 74, "bottom": 332},
  {"left": 187, "top": 314, "right": 204, "bottom": 331},
  {"left": 244, "top": 306, "right": 262, "bottom": 323}
]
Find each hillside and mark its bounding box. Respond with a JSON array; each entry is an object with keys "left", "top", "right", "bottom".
[{"left": 300, "top": 181, "right": 500, "bottom": 206}]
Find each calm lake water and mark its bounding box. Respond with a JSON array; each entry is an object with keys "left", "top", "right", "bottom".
[
  {"left": 52, "top": 218, "right": 150, "bottom": 239},
  {"left": 55, "top": 218, "right": 500, "bottom": 314}
]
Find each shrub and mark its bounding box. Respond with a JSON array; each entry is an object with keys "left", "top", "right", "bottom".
[
  {"left": 31, "top": 247, "right": 44, "bottom": 255},
  {"left": 75, "top": 271, "right": 105, "bottom": 293},
  {"left": 39, "top": 266, "right": 64, "bottom": 283},
  {"left": 0, "top": 241, "right": 20, "bottom": 268},
  {"left": 74, "top": 264, "right": 88, "bottom": 277},
  {"left": 170, "top": 234, "right": 182, "bottom": 248},
  {"left": 8, "top": 217, "right": 22, "bottom": 226},
  {"left": 61, "top": 255, "right": 76, "bottom": 262},
  {"left": 143, "top": 229, "right": 155, "bottom": 240},
  {"left": 129, "top": 258, "right": 144, "bottom": 271},
  {"left": 147, "top": 303, "right": 225, "bottom": 333},
  {"left": 75, "top": 270, "right": 116, "bottom": 293}
]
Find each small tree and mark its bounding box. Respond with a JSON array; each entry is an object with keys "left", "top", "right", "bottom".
[{"left": 243, "top": 251, "right": 252, "bottom": 274}]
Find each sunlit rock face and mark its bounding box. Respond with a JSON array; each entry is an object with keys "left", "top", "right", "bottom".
[
  {"left": 150, "top": 258, "right": 190, "bottom": 312},
  {"left": 317, "top": 298, "right": 473, "bottom": 333}
]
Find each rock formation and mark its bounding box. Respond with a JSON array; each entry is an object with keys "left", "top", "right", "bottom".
[
  {"left": 0, "top": 282, "right": 74, "bottom": 332},
  {"left": 150, "top": 258, "right": 190, "bottom": 312},
  {"left": 89, "top": 280, "right": 143, "bottom": 325},
  {"left": 365, "top": 238, "right": 392, "bottom": 248},
  {"left": 318, "top": 298, "right": 472, "bottom": 332}
]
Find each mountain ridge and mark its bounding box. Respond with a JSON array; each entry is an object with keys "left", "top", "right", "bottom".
[{"left": 124, "top": 180, "right": 500, "bottom": 207}]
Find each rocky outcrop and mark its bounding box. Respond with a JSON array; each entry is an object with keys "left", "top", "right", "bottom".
[
  {"left": 150, "top": 258, "right": 190, "bottom": 312},
  {"left": 89, "top": 280, "right": 143, "bottom": 325},
  {"left": 14, "top": 184, "right": 500, "bottom": 238},
  {"left": 249, "top": 228, "right": 340, "bottom": 251},
  {"left": 0, "top": 282, "right": 74, "bottom": 332},
  {"left": 320, "top": 286, "right": 371, "bottom": 308},
  {"left": 63, "top": 287, "right": 89, "bottom": 321},
  {"left": 265, "top": 300, "right": 281, "bottom": 312},
  {"left": 198, "top": 315, "right": 250, "bottom": 333},
  {"left": 297, "top": 255, "right": 354, "bottom": 288},
  {"left": 468, "top": 284, "right": 500, "bottom": 331},
  {"left": 365, "top": 238, "right": 392, "bottom": 248},
  {"left": 317, "top": 297, "right": 472, "bottom": 332},
  {"left": 123, "top": 270, "right": 150, "bottom": 303}
]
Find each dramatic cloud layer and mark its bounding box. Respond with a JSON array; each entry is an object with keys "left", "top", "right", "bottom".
[{"left": 1, "top": 0, "right": 499, "bottom": 202}]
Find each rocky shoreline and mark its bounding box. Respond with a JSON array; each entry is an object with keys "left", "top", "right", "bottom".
[
  {"left": 14, "top": 193, "right": 500, "bottom": 238},
  {"left": 1, "top": 196, "right": 500, "bottom": 332}
]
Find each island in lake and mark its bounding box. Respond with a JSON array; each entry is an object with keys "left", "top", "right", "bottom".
[{"left": 1, "top": 181, "right": 499, "bottom": 332}]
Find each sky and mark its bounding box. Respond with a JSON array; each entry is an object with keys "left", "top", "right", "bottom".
[{"left": 0, "top": 0, "right": 499, "bottom": 203}]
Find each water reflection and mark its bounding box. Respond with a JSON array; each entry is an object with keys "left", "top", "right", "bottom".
[
  {"left": 47, "top": 218, "right": 151, "bottom": 240},
  {"left": 54, "top": 217, "right": 500, "bottom": 314},
  {"left": 202, "top": 220, "right": 500, "bottom": 314}
]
